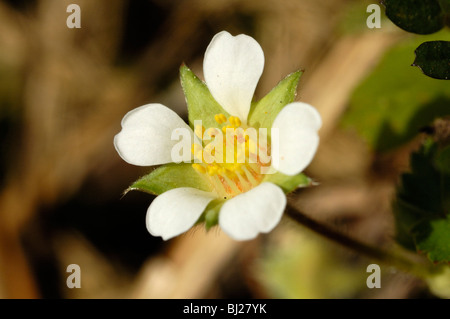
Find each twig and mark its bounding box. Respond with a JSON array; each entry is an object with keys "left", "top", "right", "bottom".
[{"left": 285, "top": 203, "right": 438, "bottom": 278}]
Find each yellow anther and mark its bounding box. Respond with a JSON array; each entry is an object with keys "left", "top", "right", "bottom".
[
  {"left": 192, "top": 163, "right": 206, "bottom": 174},
  {"left": 207, "top": 165, "right": 219, "bottom": 176},
  {"left": 189, "top": 113, "right": 267, "bottom": 199},
  {"left": 229, "top": 116, "right": 241, "bottom": 128},
  {"left": 214, "top": 113, "right": 227, "bottom": 124},
  {"left": 195, "top": 125, "right": 205, "bottom": 139},
  {"left": 222, "top": 125, "right": 234, "bottom": 134}
]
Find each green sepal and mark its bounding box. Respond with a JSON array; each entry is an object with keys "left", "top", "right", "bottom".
[
  {"left": 126, "top": 163, "right": 212, "bottom": 196},
  {"left": 180, "top": 64, "right": 229, "bottom": 129},
  {"left": 248, "top": 70, "right": 302, "bottom": 133},
  {"left": 263, "top": 171, "right": 313, "bottom": 194},
  {"left": 200, "top": 199, "right": 225, "bottom": 230}
]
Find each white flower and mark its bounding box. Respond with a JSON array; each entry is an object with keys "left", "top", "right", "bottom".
[{"left": 114, "top": 31, "right": 322, "bottom": 241}]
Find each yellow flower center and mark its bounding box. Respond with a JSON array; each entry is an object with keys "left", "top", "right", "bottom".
[{"left": 191, "top": 114, "right": 269, "bottom": 199}]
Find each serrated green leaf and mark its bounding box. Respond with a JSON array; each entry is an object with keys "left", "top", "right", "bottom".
[
  {"left": 179, "top": 65, "right": 228, "bottom": 129},
  {"left": 248, "top": 71, "right": 302, "bottom": 133},
  {"left": 414, "top": 216, "right": 450, "bottom": 262},
  {"left": 263, "top": 171, "right": 312, "bottom": 194},
  {"left": 127, "top": 163, "right": 212, "bottom": 195},
  {"left": 393, "top": 141, "right": 450, "bottom": 263},
  {"left": 383, "top": 0, "right": 445, "bottom": 35},
  {"left": 393, "top": 199, "right": 423, "bottom": 251},
  {"left": 413, "top": 41, "right": 450, "bottom": 80},
  {"left": 341, "top": 31, "right": 450, "bottom": 152}
]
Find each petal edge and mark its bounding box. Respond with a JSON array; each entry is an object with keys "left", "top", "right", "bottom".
[
  {"left": 203, "top": 31, "right": 264, "bottom": 123},
  {"left": 147, "top": 187, "right": 216, "bottom": 240},
  {"left": 271, "top": 102, "right": 321, "bottom": 175},
  {"left": 219, "top": 182, "right": 286, "bottom": 240},
  {"left": 114, "top": 103, "right": 193, "bottom": 166}
]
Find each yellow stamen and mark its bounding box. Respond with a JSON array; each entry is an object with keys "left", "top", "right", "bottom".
[
  {"left": 243, "top": 166, "right": 258, "bottom": 186},
  {"left": 222, "top": 125, "right": 234, "bottom": 134},
  {"left": 195, "top": 124, "right": 205, "bottom": 139},
  {"left": 236, "top": 171, "right": 251, "bottom": 191},
  {"left": 191, "top": 143, "right": 202, "bottom": 154},
  {"left": 213, "top": 175, "right": 228, "bottom": 196},
  {"left": 248, "top": 139, "right": 257, "bottom": 154},
  {"left": 190, "top": 114, "right": 267, "bottom": 199},
  {"left": 221, "top": 174, "right": 241, "bottom": 194},
  {"left": 192, "top": 163, "right": 206, "bottom": 174},
  {"left": 191, "top": 143, "right": 204, "bottom": 161},
  {"left": 232, "top": 163, "right": 244, "bottom": 174},
  {"left": 207, "top": 165, "right": 219, "bottom": 176},
  {"left": 229, "top": 116, "right": 241, "bottom": 128},
  {"left": 214, "top": 113, "right": 227, "bottom": 124}
]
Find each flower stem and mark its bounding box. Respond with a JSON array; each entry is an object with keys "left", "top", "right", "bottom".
[{"left": 285, "top": 203, "right": 438, "bottom": 278}]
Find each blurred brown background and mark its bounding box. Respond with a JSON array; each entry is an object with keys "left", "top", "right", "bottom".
[{"left": 0, "top": 0, "right": 437, "bottom": 298}]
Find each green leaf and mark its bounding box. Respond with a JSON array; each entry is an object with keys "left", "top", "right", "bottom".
[
  {"left": 127, "top": 163, "right": 212, "bottom": 195},
  {"left": 248, "top": 70, "right": 302, "bottom": 132},
  {"left": 393, "top": 141, "right": 450, "bottom": 263},
  {"left": 179, "top": 65, "right": 228, "bottom": 129},
  {"left": 341, "top": 31, "right": 450, "bottom": 152},
  {"left": 393, "top": 199, "right": 423, "bottom": 251},
  {"left": 413, "top": 41, "right": 450, "bottom": 80},
  {"left": 383, "top": 0, "right": 445, "bottom": 34},
  {"left": 263, "top": 171, "right": 312, "bottom": 194},
  {"left": 414, "top": 217, "right": 450, "bottom": 263}
]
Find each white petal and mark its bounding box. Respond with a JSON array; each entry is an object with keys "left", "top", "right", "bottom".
[
  {"left": 219, "top": 183, "right": 286, "bottom": 240},
  {"left": 114, "top": 103, "right": 193, "bottom": 166},
  {"left": 203, "top": 31, "right": 264, "bottom": 123},
  {"left": 146, "top": 188, "right": 216, "bottom": 240},
  {"left": 271, "top": 102, "right": 322, "bottom": 176}
]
